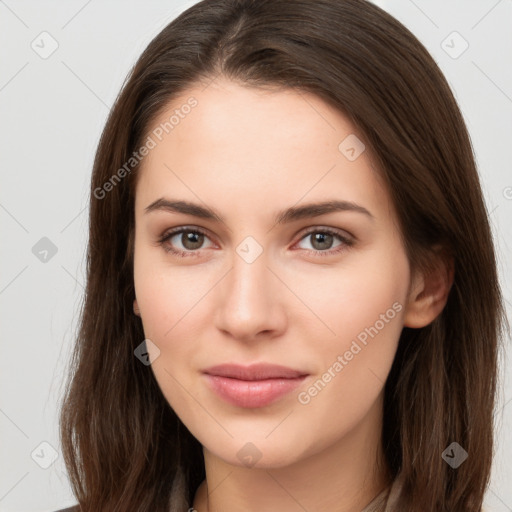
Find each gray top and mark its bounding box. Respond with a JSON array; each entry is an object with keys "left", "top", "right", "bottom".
[
  {"left": 361, "top": 475, "right": 403, "bottom": 512},
  {"left": 56, "top": 474, "right": 488, "bottom": 512},
  {"left": 55, "top": 480, "right": 402, "bottom": 512},
  {"left": 361, "top": 475, "right": 487, "bottom": 512}
]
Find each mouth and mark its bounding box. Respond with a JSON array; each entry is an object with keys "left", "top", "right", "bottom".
[{"left": 202, "top": 363, "right": 309, "bottom": 408}]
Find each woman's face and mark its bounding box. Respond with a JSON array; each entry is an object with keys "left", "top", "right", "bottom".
[{"left": 133, "top": 77, "right": 412, "bottom": 468}]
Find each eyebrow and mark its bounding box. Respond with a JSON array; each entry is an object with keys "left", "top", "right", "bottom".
[{"left": 144, "top": 198, "right": 374, "bottom": 224}]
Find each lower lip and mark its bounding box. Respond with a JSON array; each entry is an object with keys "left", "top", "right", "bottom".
[{"left": 204, "top": 374, "right": 307, "bottom": 408}]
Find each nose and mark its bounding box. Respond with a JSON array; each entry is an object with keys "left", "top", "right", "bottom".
[{"left": 213, "top": 245, "right": 287, "bottom": 343}]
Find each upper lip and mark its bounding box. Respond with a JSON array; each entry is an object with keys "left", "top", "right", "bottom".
[{"left": 203, "top": 363, "right": 308, "bottom": 381}]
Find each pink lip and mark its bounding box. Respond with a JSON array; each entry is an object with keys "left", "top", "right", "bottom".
[{"left": 203, "top": 363, "right": 309, "bottom": 408}]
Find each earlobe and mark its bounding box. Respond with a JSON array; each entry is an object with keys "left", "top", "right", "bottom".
[
  {"left": 403, "top": 251, "right": 454, "bottom": 329},
  {"left": 133, "top": 299, "right": 141, "bottom": 316}
]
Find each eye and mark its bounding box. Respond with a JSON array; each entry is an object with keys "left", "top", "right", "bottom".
[
  {"left": 157, "top": 226, "right": 354, "bottom": 258},
  {"left": 158, "top": 227, "right": 214, "bottom": 257},
  {"left": 294, "top": 228, "right": 354, "bottom": 257}
]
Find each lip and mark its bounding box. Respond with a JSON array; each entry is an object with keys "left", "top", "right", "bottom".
[
  {"left": 203, "top": 363, "right": 309, "bottom": 408},
  {"left": 203, "top": 363, "right": 308, "bottom": 380}
]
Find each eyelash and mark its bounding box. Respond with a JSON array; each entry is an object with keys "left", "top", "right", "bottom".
[{"left": 157, "top": 226, "right": 354, "bottom": 258}]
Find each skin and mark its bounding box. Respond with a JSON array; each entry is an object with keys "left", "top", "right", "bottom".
[{"left": 132, "top": 77, "right": 452, "bottom": 512}]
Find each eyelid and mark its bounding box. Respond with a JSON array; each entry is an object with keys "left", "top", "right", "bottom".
[{"left": 295, "top": 225, "right": 355, "bottom": 242}]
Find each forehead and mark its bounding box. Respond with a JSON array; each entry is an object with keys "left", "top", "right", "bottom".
[
  {"left": 146, "top": 78, "right": 357, "bottom": 159},
  {"left": 135, "top": 78, "right": 391, "bottom": 223}
]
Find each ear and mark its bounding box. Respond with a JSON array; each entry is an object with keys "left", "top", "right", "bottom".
[
  {"left": 403, "top": 247, "right": 454, "bottom": 328},
  {"left": 133, "top": 299, "right": 141, "bottom": 316}
]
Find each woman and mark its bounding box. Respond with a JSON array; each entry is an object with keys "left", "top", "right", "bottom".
[{"left": 57, "top": 0, "right": 505, "bottom": 510}]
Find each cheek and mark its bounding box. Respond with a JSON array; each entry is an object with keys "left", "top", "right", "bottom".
[
  {"left": 134, "top": 238, "right": 199, "bottom": 337},
  {"left": 301, "top": 242, "right": 409, "bottom": 349},
  {"left": 334, "top": 267, "right": 406, "bottom": 346},
  {"left": 134, "top": 267, "right": 201, "bottom": 347},
  {"left": 293, "top": 244, "right": 409, "bottom": 428},
  {"left": 133, "top": 261, "right": 205, "bottom": 412},
  {"left": 133, "top": 265, "right": 173, "bottom": 341},
  {"left": 133, "top": 246, "right": 218, "bottom": 379}
]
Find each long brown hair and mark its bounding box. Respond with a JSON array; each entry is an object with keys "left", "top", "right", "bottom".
[{"left": 59, "top": 0, "right": 506, "bottom": 510}]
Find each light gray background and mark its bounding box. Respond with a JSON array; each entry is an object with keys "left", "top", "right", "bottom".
[{"left": 0, "top": 1, "right": 511, "bottom": 511}]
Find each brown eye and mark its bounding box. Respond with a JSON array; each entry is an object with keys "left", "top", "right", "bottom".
[
  {"left": 296, "top": 228, "right": 354, "bottom": 257},
  {"left": 177, "top": 230, "right": 205, "bottom": 250},
  {"left": 309, "top": 232, "right": 335, "bottom": 251},
  {"left": 158, "top": 227, "right": 214, "bottom": 257}
]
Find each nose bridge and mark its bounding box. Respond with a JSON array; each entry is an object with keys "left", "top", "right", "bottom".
[
  {"left": 214, "top": 234, "right": 284, "bottom": 339},
  {"left": 229, "top": 235, "right": 272, "bottom": 308}
]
